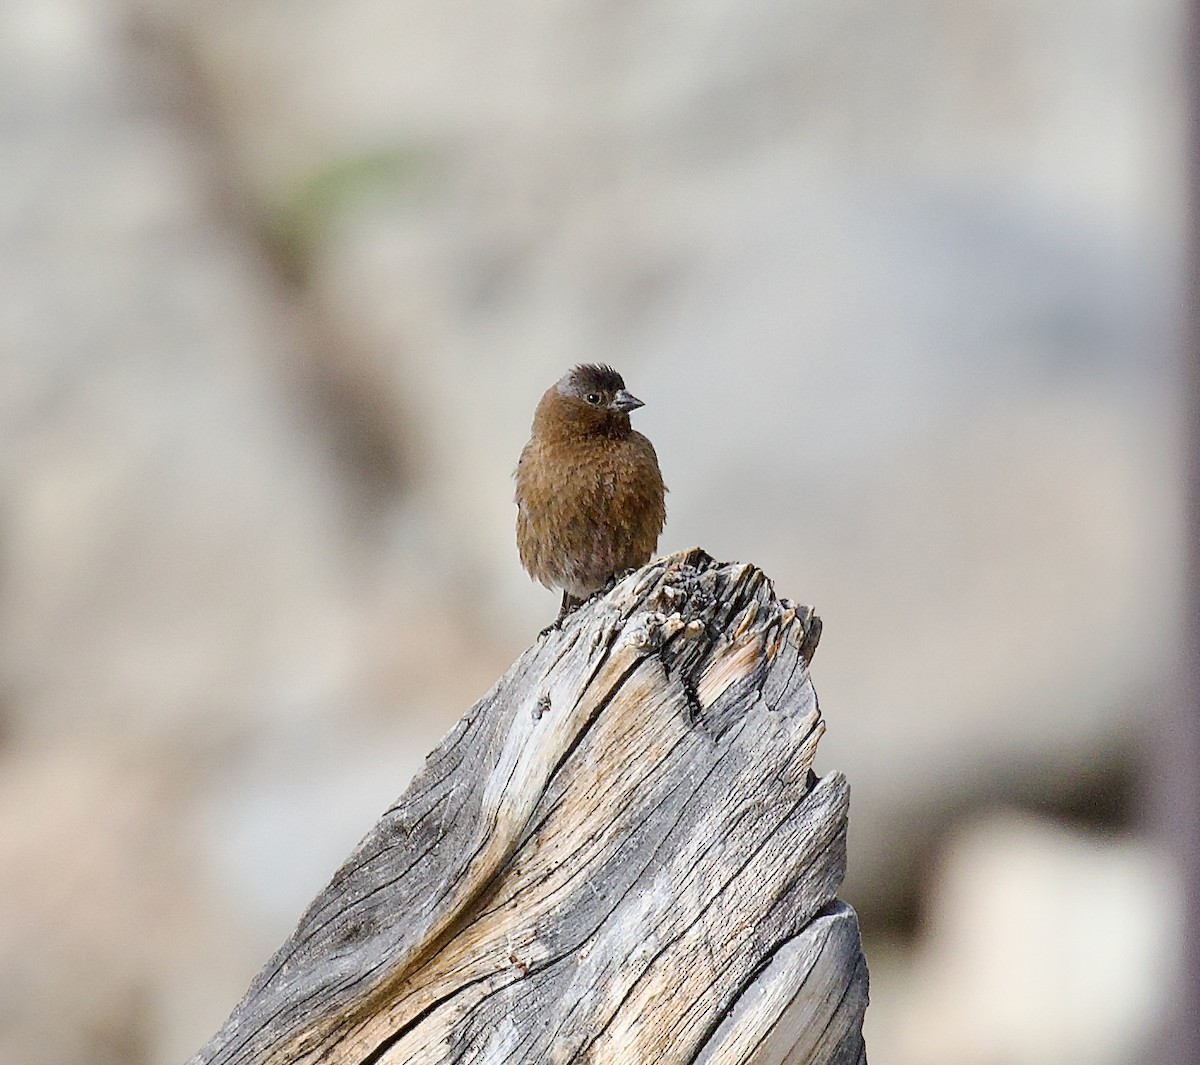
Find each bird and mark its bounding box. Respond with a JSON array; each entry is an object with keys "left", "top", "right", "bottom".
[{"left": 515, "top": 364, "right": 667, "bottom": 627}]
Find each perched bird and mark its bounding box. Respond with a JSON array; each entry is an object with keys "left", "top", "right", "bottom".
[{"left": 515, "top": 364, "right": 667, "bottom": 625}]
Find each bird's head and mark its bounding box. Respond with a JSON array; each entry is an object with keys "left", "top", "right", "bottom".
[{"left": 545, "top": 363, "right": 644, "bottom": 434}]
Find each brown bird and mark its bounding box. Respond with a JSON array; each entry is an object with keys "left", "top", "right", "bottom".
[{"left": 516, "top": 364, "right": 667, "bottom": 625}]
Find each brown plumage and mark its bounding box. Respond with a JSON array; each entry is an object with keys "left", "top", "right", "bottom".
[{"left": 515, "top": 364, "right": 667, "bottom": 623}]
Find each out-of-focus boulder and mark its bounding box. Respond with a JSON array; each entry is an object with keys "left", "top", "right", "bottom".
[{"left": 867, "top": 812, "right": 1177, "bottom": 1065}]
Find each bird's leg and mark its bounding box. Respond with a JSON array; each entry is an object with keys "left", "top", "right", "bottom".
[
  {"left": 576, "top": 571, "right": 629, "bottom": 613},
  {"left": 538, "top": 592, "right": 583, "bottom": 639},
  {"left": 579, "top": 584, "right": 611, "bottom": 609}
]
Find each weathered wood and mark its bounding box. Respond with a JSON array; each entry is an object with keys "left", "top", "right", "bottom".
[{"left": 191, "top": 548, "right": 868, "bottom": 1064}]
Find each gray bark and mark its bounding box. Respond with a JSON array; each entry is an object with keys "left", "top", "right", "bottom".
[{"left": 190, "top": 547, "right": 868, "bottom": 1064}]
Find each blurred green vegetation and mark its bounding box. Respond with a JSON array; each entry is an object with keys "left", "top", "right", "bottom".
[{"left": 264, "top": 147, "right": 425, "bottom": 287}]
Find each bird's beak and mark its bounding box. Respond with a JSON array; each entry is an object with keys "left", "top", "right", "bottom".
[{"left": 611, "top": 389, "right": 645, "bottom": 413}]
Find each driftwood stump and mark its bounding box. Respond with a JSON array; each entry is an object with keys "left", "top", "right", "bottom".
[{"left": 191, "top": 548, "right": 868, "bottom": 1064}]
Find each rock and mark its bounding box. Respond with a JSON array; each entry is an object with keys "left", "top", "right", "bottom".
[{"left": 866, "top": 812, "right": 1177, "bottom": 1065}]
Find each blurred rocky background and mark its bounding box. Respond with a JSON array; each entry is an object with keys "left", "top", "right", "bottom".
[{"left": 0, "top": 0, "right": 1187, "bottom": 1062}]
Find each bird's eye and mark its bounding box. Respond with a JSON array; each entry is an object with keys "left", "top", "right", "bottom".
[{"left": 585, "top": 392, "right": 601, "bottom": 405}]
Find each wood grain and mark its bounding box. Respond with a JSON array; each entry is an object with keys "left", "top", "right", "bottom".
[{"left": 190, "top": 548, "right": 867, "bottom": 1064}]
